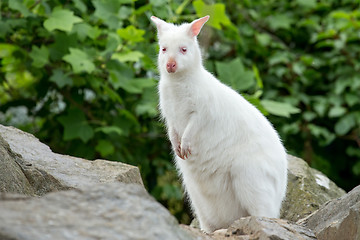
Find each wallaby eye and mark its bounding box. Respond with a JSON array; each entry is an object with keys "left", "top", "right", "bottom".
[
  {"left": 162, "top": 47, "right": 167, "bottom": 53},
  {"left": 180, "top": 47, "right": 187, "bottom": 54}
]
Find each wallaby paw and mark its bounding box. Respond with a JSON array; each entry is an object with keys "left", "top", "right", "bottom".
[
  {"left": 175, "top": 143, "right": 182, "bottom": 158},
  {"left": 180, "top": 140, "right": 191, "bottom": 160}
]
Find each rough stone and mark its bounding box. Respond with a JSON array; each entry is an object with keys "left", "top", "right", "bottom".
[
  {"left": 280, "top": 155, "right": 346, "bottom": 221},
  {"left": 1, "top": 123, "right": 354, "bottom": 240},
  {"left": 182, "top": 217, "right": 317, "bottom": 240},
  {"left": 225, "top": 217, "right": 316, "bottom": 240},
  {"left": 0, "top": 135, "right": 35, "bottom": 195},
  {"left": 0, "top": 124, "right": 143, "bottom": 196},
  {"left": 0, "top": 182, "right": 195, "bottom": 240},
  {"left": 183, "top": 217, "right": 317, "bottom": 240},
  {"left": 180, "top": 225, "right": 215, "bottom": 240},
  {"left": 298, "top": 185, "right": 360, "bottom": 240}
]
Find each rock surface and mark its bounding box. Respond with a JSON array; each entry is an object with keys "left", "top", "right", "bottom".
[
  {"left": 0, "top": 182, "right": 194, "bottom": 240},
  {"left": 0, "top": 124, "right": 143, "bottom": 196},
  {"left": 281, "top": 155, "right": 346, "bottom": 221},
  {"left": 1, "top": 123, "right": 356, "bottom": 240},
  {"left": 227, "top": 217, "right": 316, "bottom": 240},
  {"left": 183, "top": 217, "right": 317, "bottom": 240},
  {"left": 299, "top": 185, "right": 360, "bottom": 240},
  {"left": 0, "top": 134, "right": 37, "bottom": 195}
]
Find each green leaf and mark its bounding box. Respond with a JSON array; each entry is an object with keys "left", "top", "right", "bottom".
[
  {"left": 95, "top": 126, "right": 124, "bottom": 136},
  {"left": 334, "top": 77, "right": 351, "bottom": 94},
  {"left": 92, "top": 0, "right": 132, "bottom": 29},
  {"left": 150, "top": 0, "right": 167, "bottom": 7},
  {"left": 334, "top": 114, "right": 356, "bottom": 135},
  {"left": 347, "top": 147, "right": 360, "bottom": 158},
  {"left": 29, "top": 45, "right": 49, "bottom": 68},
  {"left": 308, "top": 124, "right": 335, "bottom": 146},
  {"left": 215, "top": 58, "right": 255, "bottom": 91},
  {"left": 58, "top": 108, "right": 94, "bottom": 143},
  {"left": 261, "top": 100, "right": 300, "bottom": 118},
  {"left": 352, "top": 161, "right": 360, "bottom": 176},
  {"left": 95, "top": 139, "right": 115, "bottom": 157},
  {"left": 111, "top": 51, "right": 144, "bottom": 63},
  {"left": 313, "top": 99, "right": 328, "bottom": 117},
  {"left": 269, "top": 52, "right": 291, "bottom": 66},
  {"left": 9, "top": 0, "right": 33, "bottom": 17},
  {"left": 313, "top": 29, "right": 337, "bottom": 42},
  {"left": 49, "top": 32, "right": 78, "bottom": 61},
  {"left": 72, "top": 23, "right": 101, "bottom": 41},
  {"left": 303, "top": 111, "right": 317, "bottom": 122},
  {"left": 0, "top": 22, "right": 11, "bottom": 38},
  {"left": 63, "top": 48, "right": 95, "bottom": 74},
  {"left": 135, "top": 87, "right": 159, "bottom": 117},
  {"left": 175, "top": 0, "right": 191, "bottom": 15},
  {"left": 331, "top": 11, "right": 351, "bottom": 20},
  {"left": 328, "top": 106, "right": 346, "bottom": 118},
  {"left": 255, "top": 33, "right": 271, "bottom": 46},
  {"left": 50, "top": 69, "right": 73, "bottom": 88},
  {"left": 345, "top": 93, "right": 358, "bottom": 107},
  {"left": 44, "top": 7, "right": 83, "bottom": 32},
  {"left": 117, "top": 25, "right": 145, "bottom": 43},
  {"left": 118, "top": 78, "right": 156, "bottom": 94},
  {"left": 73, "top": 0, "right": 88, "bottom": 13},
  {"left": 252, "top": 65, "right": 263, "bottom": 89},
  {"left": 107, "top": 60, "right": 134, "bottom": 89},
  {"left": 268, "top": 14, "right": 294, "bottom": 30},
  {"left": 193, "top": 0, "right": 232, "bottom": 29},
  {"left": 292, "top": 62, "right": 305, "bottom": 76},
  {"left": 0, "top": 44, "right": 18, "bottom": 58},
  {"left": 296, "top": 0, "right": 316, "bottom": 8},
  {"left": 108, "top": 59, "right": 156, "bottom": 93}
]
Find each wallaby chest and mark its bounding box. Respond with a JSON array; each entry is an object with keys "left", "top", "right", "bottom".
[{"left": 159, "top": 78, "right": 197, "bottom": 131}]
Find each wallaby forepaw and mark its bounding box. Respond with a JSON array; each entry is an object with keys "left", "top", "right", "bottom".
[{"left": 180, "top": 140, "right": 191, "bottom": 160}]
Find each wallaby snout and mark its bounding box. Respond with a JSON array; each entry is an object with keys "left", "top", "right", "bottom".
[{"left": 166, "top": 58, "right": 177, "bottom": 73}]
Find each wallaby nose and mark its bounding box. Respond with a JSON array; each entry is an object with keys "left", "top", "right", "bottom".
[{"left": 166, "top": 59, "right": 177, "bottom": 73}]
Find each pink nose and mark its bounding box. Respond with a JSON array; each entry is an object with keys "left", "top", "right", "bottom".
[{"left": 166, "top": 60, "right": 177, "bottom": 73}]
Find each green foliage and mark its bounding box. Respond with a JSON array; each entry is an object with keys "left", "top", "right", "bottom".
[
  {"left": 220, "top": 0, "right": 360, "bottom": 190},
  {"left": 1, "top": 0, "right": 360, "bottom": 224}
]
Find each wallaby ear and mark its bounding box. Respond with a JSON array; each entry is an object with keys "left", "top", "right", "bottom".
[
  {"left": 151, "top": 16, "right": 170, "bottom": 37},
  {"left": 189, "top": 15, "right": 210, "bottom": 37}
]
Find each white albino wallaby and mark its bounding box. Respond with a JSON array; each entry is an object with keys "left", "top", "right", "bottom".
[{"left": 151, "top": 15, "right": 288, "bottom": 233}]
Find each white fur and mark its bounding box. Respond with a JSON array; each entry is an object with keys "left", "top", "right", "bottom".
[{"left": 151, "top": 16, "right": 288, "bottom": 233}]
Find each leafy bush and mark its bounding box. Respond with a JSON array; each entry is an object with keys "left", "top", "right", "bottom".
[
  {"left": 220, "top": 0, "right": 360, "bottom": 190},
  {"left": 1, "top": 0, "right": 359, "bottom": 223}
]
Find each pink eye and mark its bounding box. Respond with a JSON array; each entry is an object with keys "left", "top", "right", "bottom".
[
  {"left": 162, "top": 47, "right": 167, "bottom": 53},
  {"left": 180, "top": 47, "right": 187, "bottom": 54}
]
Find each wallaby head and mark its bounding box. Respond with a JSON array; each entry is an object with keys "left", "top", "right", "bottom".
[{"left": 151, "top": 16, "right": 210, "bottom": 75}]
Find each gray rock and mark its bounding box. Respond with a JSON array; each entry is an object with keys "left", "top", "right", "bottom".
[
  {"left": 180, "top": 225, "right": 214, "bottom": 240},
  {"left": 185, "top": 217, "right": 317, "bottom": 240},
  {"left": 0, "top": 182, "right": 195, "bottom": 240},
  {"left": 227, "top": 217, "right": 316, "bottom": 240},
  {"left": 298, "top": 185, "right": 360, "bottom": 240},
  {"left": 280, "top": 155, "right": 346, "bottom": 221},
  {"left": 0, "top": 124, "right": 143, "bottom": 196},
  {"left": 0, "top": 135, "right": 35, "bottom": 195}
]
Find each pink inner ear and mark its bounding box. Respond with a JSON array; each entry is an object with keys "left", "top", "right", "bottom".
[{"left": 190, "top": 16, "right": 210, "bottom": 37}]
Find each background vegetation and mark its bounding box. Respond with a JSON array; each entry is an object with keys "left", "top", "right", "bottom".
[{"left": 1, "top": 0, "right": 359, "bottom": 223}]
